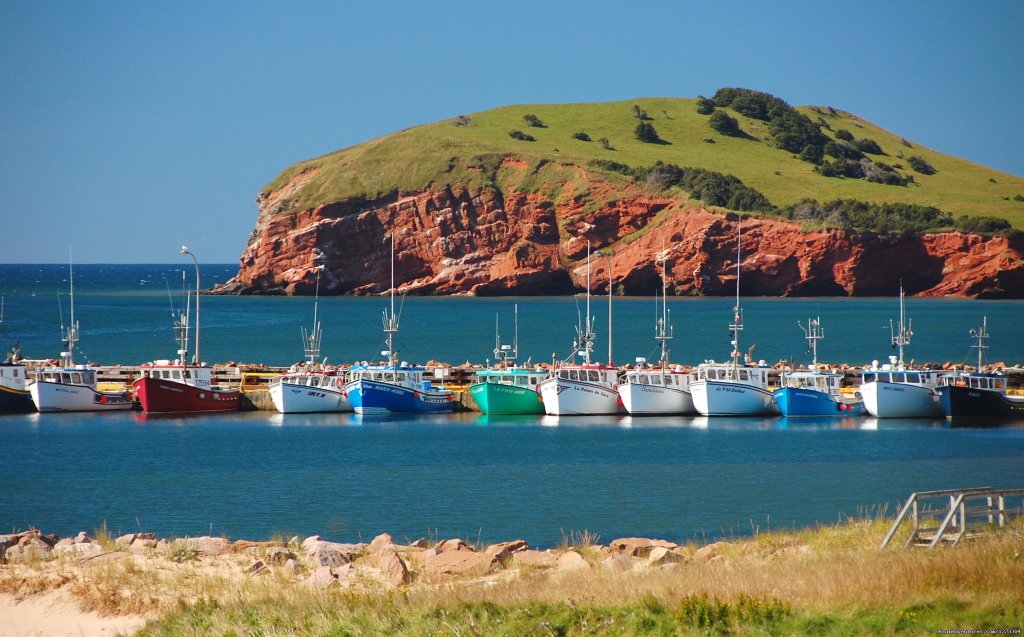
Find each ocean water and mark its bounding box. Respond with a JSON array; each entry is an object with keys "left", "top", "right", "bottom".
[
  {"left": 1, "top": 264, "right": 1022, "bottom": 368},
  {"left": 1, "top": 264, "right": 1023, "bottom": 547}
]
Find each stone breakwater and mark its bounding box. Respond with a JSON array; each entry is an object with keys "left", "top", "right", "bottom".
[{"left": 1, "top": 528, "right": 732, "bottom": 592}]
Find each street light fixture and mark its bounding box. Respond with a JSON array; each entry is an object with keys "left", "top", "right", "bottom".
[{"left": 181, "top": 245, "right": 200, "bottom": 365}]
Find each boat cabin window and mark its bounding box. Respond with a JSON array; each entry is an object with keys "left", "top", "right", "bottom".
[
  {"left": 558, "top": 370, "right": 568, "bottom": 379},
  {"left": 530, "top": 377, "right": 538, "bottom": 386},
  {"left": 738, "top": 369, "right": 748, "bottom": 381},
  {"left": 514, "top": 376, "right": 527, "bottom": 386},
  {"left": 994, "top": 378, "right": 1005, "bottom": 390},
  {"left": 588, "top": 371, "right": 598, "bottom": 382}
]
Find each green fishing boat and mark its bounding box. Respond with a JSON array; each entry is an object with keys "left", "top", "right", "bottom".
[
  {"left": 470, "top": 368, "right": 547, "bottom": 414},
  {"left": 468, "top": 305, "right": 548, "bottom": 415}
]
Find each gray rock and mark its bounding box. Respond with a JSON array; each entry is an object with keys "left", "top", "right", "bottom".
[
  {"left": 305, "top": 565, "right": 338, "bottom": 589},
  {"left": 246, "top": 559, "right": 267, "bottom": 575},
  {"left": 6, "top": 537, "right": 52, "bottom": 563},
  {"left": 602, "top": 554, "right": 635, "bottom": 572},
  {"left": 265, "top": 547, "right": 296, "bottom": 566},
  {"left": 74, "top": 531, "right": 93, "bottom": 544},
  {"left": 283, "top": 558, "right": 304, "bottom": 575}
]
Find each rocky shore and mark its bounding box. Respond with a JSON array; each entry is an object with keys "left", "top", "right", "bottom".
[{"left": 2, "top": 520, "right": 1021, "bottom": 636}]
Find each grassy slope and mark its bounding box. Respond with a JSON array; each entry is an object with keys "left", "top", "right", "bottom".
[{"left": 267, "top": 97, "right": 1024, "bottom": 228}]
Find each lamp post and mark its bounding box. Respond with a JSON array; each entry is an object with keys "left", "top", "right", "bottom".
[{"left": 181, "top": 246, "right": 200, "bottom": 365}]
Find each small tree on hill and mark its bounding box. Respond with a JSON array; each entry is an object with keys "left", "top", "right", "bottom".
[
  {"left": 634, "top": 121, "right": 661, "bottom": 143},
  {"left": 835, "top": 129, "right": 854, "bottom": 141},
  {"left": 708, "top": 111, "right": 741, "bottom": 136},
  {"left": 695, "top": 96, "right": 715, "bottom": 115},
  {"left": 599, "top": 137, "right": 614, "bottom": 150},
  {"left": 632, "top": 105, "right": 652, "bottom": 120},
  {"left": 523, "top": 114, "right": 546, "bottom": 128},
  {"left": 572, "top": 132, "right": 591, "bottom": 141},
  {"left": 508, "top": 130, "right": 536, "bottom": 142}
]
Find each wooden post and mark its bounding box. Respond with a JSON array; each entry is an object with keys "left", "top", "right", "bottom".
[{"left": 998, "top": 495, "right": 1006, "bottom": 527}]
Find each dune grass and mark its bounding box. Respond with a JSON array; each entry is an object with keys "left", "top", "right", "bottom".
[{"left": 263, "top": 97, "right": 1024, "bottom": 228}]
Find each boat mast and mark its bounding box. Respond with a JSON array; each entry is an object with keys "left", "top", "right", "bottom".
[
  {"left": 798, "top": 317, "right": 823, "bottom": 369},
  {"left": 890, "top": 283, "right": 912, "bottom": 368},
  {"left": 492, "top": 304, "right": 519, "bottom": 366},
  {"left": 729, "top": 217, "right": 743, "bottom": 370},
  {"left": 969, "top": 317, "right": 989, "bottom": 371},
  {"left": 607, "top": 253, "right": 613, "bottom": 366},
  {"left": 173, "top": 271, "right": 191, "bottom": 365},
  {"left": 61, "top": 254, "right": 79, "bottom": 368},
  {"left": 655, "top": 250, "right": 673, "bottom": 369},
  {"left": 382, "top": 234, "right": 399, "bottom": 370},
  {"left": 302, "top": 273, "right": 323, "bottom": 366},
  {"left": 575, "top": 242, "right": 596, "bottom": 365}
]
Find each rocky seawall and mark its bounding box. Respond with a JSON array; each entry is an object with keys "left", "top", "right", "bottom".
[{"left": 215, "top": 161, "right": 1024, "bottom": 298}]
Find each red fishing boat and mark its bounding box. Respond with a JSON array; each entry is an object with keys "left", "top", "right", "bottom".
[{"left": 133, "top": 246, "right": 239, "bottom": 414}]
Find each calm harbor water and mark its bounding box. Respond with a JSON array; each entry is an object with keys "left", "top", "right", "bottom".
[{"left": 1, "top": 264, "right": 1023, "bottom": 547}]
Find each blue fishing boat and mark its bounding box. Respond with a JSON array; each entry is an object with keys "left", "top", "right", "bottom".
[
  {"left": 774, "top": 317, "right": 863, "bottom": 417},
  {"left": 344, "top": 237, "right": 454, "bottom": 416}
]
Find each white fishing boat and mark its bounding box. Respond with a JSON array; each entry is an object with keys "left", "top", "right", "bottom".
[
  {"left": 618, "top": 251, "right": 695, "bottom": 415},
  {"left": 538, "top": 243, "right": 622, "bottom": 416},
  {"left": 269, "top": 277, "right": 351, "bottom": 413},
  {"left": 690, "top": 217, "right": 778, "bottom": 416},
  {"left": 29, "top": 259, "right": 133, "bottom": 413},
  {"left": 859, "top": 285, "right": 941, "bottom": 418}
]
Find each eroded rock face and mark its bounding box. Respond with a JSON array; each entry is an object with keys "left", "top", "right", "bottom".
[{"left": 217, "top": 164, "right": 1024, "bottom": 299}]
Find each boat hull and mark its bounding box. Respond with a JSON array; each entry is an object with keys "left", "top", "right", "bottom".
[
  {"left": 345, "top": 379, "right": 454, "bottom": 415},
  {"left": 133, "top": 377, "right": 239, "bottom": 414},
  {"left": 469, "top": 383, "right": 544, "bottom": 415},
  {"left": 860, "top": 381, "right": 941, "bottom": 418},
  {"left": 938, "top": 385, "right": 1024, "bottom": 421},
  {"left": 269, "top": 381, "right": 351, "bottom": 413},
  {"left": 0, "top": 384, "right": 32, "bottom": 412},
  {"left": 538, "top": 378, "right": 622, "bottom": 415},
  {"left": 690, "top": 380, "right": 778, "bottom": 416},
  {"left": 773, "top": 388, "right": 864, "bottom": 417},
  {"left": 618, "top": 383, "right": 695, "bottom": 415},
  {"left": 29, "top": 381, "right": 134, "bottom": 413}
]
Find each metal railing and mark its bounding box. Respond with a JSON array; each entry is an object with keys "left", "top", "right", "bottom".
[{"left": 881, "top": 487, "right": 1024, "bottom": 548}]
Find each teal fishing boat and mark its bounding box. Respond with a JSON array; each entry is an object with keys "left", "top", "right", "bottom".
[{"left": 469, "top": 306, "right": 547, "bottom": 415}]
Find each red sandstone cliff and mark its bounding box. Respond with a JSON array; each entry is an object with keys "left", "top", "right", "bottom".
[{"left": 215, "top": 161, "right": 1024, "bottom": 298}]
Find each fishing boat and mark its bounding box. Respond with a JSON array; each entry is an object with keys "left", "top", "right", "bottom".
[
  {"left": 937, "top": 317, "right": 1024, "bottom": 421},
  {"left": 538, "top": 244, "right": 622, "bottom": 415},
  {"left": 269, "top": 278, "right": 351, "bottom": 413},
  {"left": 617, "top": 252, "right": 695, "bottom": 415},
  {"left": 133, "top": 248, "right": 240, "bottom": 414},
  {"left": 858, "top": 286, "right": 941, "bottom": 418},
  {"left": 29, "top": 261, "right": 133, "bottom": 413},
  {"left": 468, "top": 305, "right": 547, "bottom": 415},
  {"left": 773, "top": 317, "right": 864, "bottom": 417},
  {"left": 0, "top": 299, "right": 32, "bottom": 412},
  {"left": 344, "top": 237, "right": 454, "bottom": 415},
  {"left": 690, "top": 217, "right": 778, "bottom": 416}
]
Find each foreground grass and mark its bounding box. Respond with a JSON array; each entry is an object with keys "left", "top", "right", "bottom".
[{"left": 3, "top": 517, "right": 1021, "bottom": 636}]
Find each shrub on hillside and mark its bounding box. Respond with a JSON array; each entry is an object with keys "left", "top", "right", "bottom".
[
  {"left": 954, "top": 215, "right": 1011, "bottom": 234},
  {"left": 824, "top": 141, "right": 864, "bottom": 161},
  {"left": 708, "top": 111, "right": 741, "bottom": 136},
  {"left": 1015, "top": 194, "right": 1024, "bottom": 202},
  {"left": 572, "top": 132, "right": 591, "bottom": 141},
  {"left": 632, "top": 105, "right": 652, "bottom": 120},
  {"left": 854, "top": 138, "right": 884, "bottom": 155},
  {"left": 696, "top": 96, "right": 715, "bottom": 115},
  {"left": 835, "top": 129, "right": 854, "bottom": 141},
  {"left": 907, "top": 155, "right": 937, "bottom": 175},
  {"left": 523, "top": 114, "right": 546, "bottom": 128},
  {"left": 799, "top": 144, "right": 824, "bottom": 165},
  {"left": 780, "top": 198, "right": 953, "bottom": 234},
  {"left": 599, "top": 137, "right": 614, "bottom": 150},
  {"left": 508, "top": 130, "right": 535, "bottom": 141},
  {"left": 452, "top": 115, "right": 472, "bottom": 127},
  {"left": 634, "top": 121, "right": 662, "bottom": 143}
]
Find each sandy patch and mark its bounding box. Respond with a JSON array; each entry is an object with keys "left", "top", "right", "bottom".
[{"left": 0, "top": 593, "right": 146, "bottom": 637}]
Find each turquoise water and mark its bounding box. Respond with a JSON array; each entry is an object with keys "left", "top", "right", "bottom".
[
  {"left": 2, "top": 264, "right": 1022, "bottom": 367},
  {"left": 1, "top": 265, "right": 1023, "bottom": 547},
  {"left": 1, "top": 411, "right": 1022, "bottom": 546}
]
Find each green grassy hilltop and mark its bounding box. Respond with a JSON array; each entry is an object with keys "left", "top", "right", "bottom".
[{"left": 265, "top": 92, "right": 1024, "bottom": 230}]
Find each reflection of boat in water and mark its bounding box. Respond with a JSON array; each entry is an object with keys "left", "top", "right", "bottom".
[{"left": 937, "top": 317, "right": 1024, "bottom": 424}]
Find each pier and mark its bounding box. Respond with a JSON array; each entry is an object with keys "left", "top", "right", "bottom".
[{"left": 13, "top": 360, "right": 1024, "bottom": 412}]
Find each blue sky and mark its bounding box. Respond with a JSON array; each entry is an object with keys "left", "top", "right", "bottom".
[{"left": 1, "top": 1, "right": 1021, "bottom": 264}]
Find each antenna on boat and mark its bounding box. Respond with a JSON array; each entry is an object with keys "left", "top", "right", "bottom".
[
  {"left": 968, "top": 316, "right": 989, "bottom": 371},
  {"left": 381, "top": 234, "right": 399, "bottom": 368},
  {"left": 656, "top": 248, "right": 673, "bottom": 370},
  {"left": 798, "top": 317, "right": 823, "bottom": 369},
  {"left": 492, "top": 304, "right": 519, "bottom": 366},
  {"left": 607, "top": 252, "right": 613, "bottom": 366},
  {"left": 61, "top": 250, "right": 79, "bottom": 368},
  {"left": 889, "top": 282, "right": 912, "bottom": 368},
  {"left": 302, "top": 272, "right": 323, "bottom": 366},
  {"left": 729, "top": 217, "right": 743, "bottom": 370}
]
